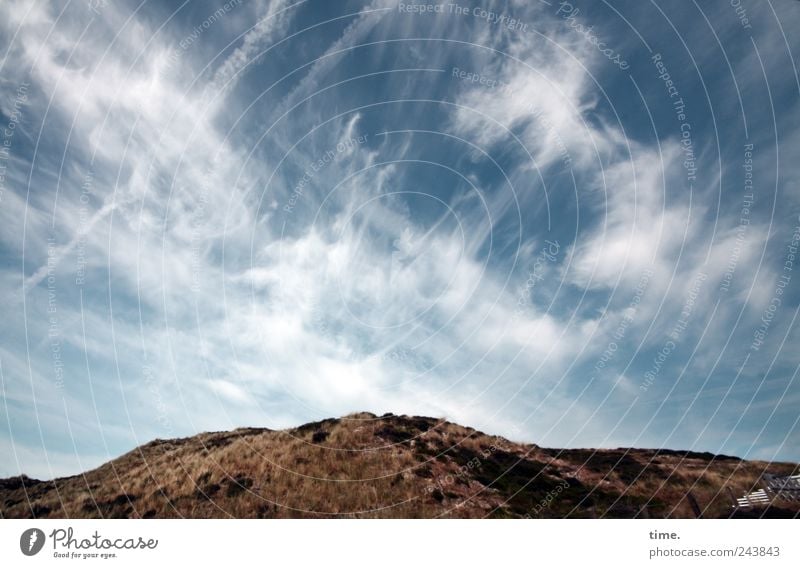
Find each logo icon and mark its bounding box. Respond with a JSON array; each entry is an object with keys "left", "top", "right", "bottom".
[{"left": 20, "top": 528, "right": 45, "bottom": 556}]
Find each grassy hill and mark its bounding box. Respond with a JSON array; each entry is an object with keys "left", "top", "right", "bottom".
[{"left": 2, "top": 412, "right": 798, "bottom": 518}]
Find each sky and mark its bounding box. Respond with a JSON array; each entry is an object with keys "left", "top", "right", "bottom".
[{"left": 1, "top": 0, "right": 799, "bottom": 479}]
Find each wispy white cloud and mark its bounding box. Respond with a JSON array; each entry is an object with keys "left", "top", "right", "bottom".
[{"left": 1, "top": 0, "right": 798, "bottom": 478}]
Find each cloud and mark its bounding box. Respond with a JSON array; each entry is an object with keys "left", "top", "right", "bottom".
[{"left": 1, "top": 0, "right": 799, "bottom": 478}]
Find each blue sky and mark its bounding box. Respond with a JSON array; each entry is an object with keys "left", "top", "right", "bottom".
[{"left": 1, "top": 0, "right": 799, "bottom": 479}]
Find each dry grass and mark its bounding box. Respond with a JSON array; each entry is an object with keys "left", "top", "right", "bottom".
[{"left": 1, "top": 413, "right": 798, "bottom": 519}]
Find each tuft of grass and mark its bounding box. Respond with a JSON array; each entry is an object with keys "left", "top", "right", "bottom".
[{"left": 1, "top": 413, "right": 797, "bottom": 519}]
